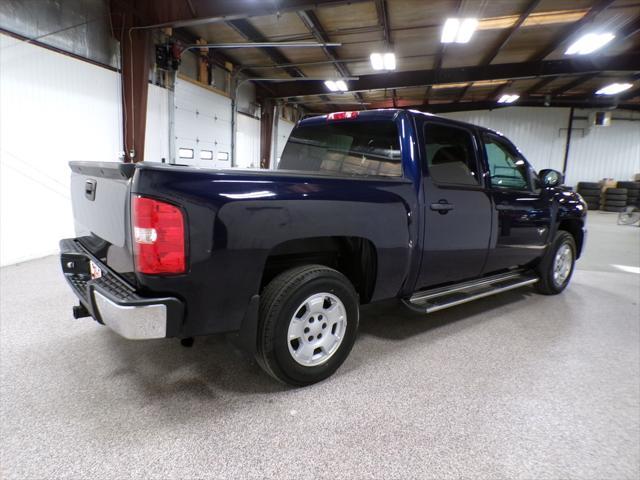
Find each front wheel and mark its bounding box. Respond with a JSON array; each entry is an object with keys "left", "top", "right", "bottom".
[
  {"left": 536, "top": 231, "right": 577, "bottom": 295},
  {"left": 256, "top": 265, "right": 359, "bottom": 386}
]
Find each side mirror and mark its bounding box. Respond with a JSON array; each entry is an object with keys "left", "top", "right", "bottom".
[{"left": 539, "top": 169, "right": 563, "bottom": 187}]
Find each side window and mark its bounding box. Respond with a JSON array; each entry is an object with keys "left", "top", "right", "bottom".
[
  {"left": 483, "top": 134, "right": 530, "bottom": 190},
  {"left": 424, "top": 123, "right": 480, "bottom": 186}
]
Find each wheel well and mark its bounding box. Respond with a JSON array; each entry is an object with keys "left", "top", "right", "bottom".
[
  {"left": 261, "top": 236, "right": 377, "bottom": 304},
  {"left": 558, "top": 219, "right": 584, "bottom": 258}
]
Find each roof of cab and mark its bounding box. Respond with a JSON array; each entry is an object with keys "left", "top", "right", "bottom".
[{"left": 298, "top": 108, "right": 503, "bottom": 137}]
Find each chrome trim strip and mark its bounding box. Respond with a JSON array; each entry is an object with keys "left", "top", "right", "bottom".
[
  {"left": 93, "top": 291, "right": 168, "bottom": 340},
  {"left": 410, "top": 270, "right": 526, "bottom": 303},
  {"left": 424, "top": 277, "right": 539, "bottom": 314}
]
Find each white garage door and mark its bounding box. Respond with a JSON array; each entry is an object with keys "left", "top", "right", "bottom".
[
  {"left": 235, "top": 113, "right": 260, "bottom": 168},
  {"left": 275, "top": 118, "right": 296, "bottom": 167},
  {"left": 174, "top": 77, "right": 232, "bottom": 169}
]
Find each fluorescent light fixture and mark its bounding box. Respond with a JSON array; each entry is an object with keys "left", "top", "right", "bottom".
[
  {"left": 335, "top": 80, "right": 348, "bottom": 91},
  {"left": 497, "top": 94, "right": 520, "bottom": 104},
  {"left": 325, "top": 80, "right": 348, "bottom": 92},
  {"left": 370, "top": 52, "right": 396, "bottom": 71},
  {"left": 383, "top": 52, "right": 396, "bottom": 70},
  {"left": 456, "top": 18, "right": 479, "bottom": 43},
  {"left": 595, "top": 83, "right": 633, "bottom": 95},
  {"left": 370, "top": 53, "right": 384, "bottom": 70},
  {"left": 565, "top": 32, "right": 615, "bottom": 55},
  {"left": 441, "top": 17, "right": 478, "bottom": 44},
  {"left": 324, "top": 80, "right": 338, "bottom": 91}
]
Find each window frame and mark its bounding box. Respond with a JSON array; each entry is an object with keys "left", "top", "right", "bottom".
[
  {"left": 481, "top": 132, "right": 535, "bottom": 193},
  {"left": 422, "top": 120, "right": 485, "bottom": 190}
]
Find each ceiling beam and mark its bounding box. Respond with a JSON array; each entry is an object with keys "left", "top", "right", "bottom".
[
  {"left": 481, "top": 0, "right": 541, "bottom": 65},
  {"left": 268, "top": 53, "right": 640, "bottom": 98},
  {"left": 395, "top": 97, "right": 639, "bottom": 113},
  {"left": 529, "top": 0, "right": 615, "bottom": 60},
  {"left": 374, "top": 0, "right": 392, "bottom": 46},
  {"left": 524, "top": 76, "right": 557, "bottom": 96},
  {"left": 551, "top": 73, "right": 599, "bottom": 97},
  {"left": 139, "top": 0, "right": 372, "bottom": 29}
]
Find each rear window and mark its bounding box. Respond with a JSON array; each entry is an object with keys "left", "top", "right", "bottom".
[{"left": 278, "top": 121, "right": 402, "bottom": 178}]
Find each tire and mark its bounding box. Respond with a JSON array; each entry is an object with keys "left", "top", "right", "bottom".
[
  {"left": 603, "top": 206, "right": 625, "bottom": 212},
  {"left": 577, "top": 182, "right": 599, "bottom": 189},
  {"left": 586, "top": 203, "right": 600, "bottom": 210},
  {"left": 256, "top": 265, "right": 359, "bottom": 386},
  {"left": 580, "top": 195, "right": 600, "bottom": 203},
  {"left": 604, "top": 200, "right": 627, "bottom": 207},
  {"left": 605, "top": 188, "right": 627, "bottom": 195},
  {"left": 536, "top": 231, "right": 576, "bottom": 295},
  {"left": 604, "top": 194, "right": 627, "bottom": 202},
  {"left": 616, "top": 181, "right": 640, "bottom": 190},
  {"left": 578, "top": 188, "right": 601, "bottom": 196}
]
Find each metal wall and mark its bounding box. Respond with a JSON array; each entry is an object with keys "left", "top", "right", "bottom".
[
  {"left": 0, "top": 0, "right": 118, "bottom": 67},
  {"left": 0, "top": 33, "right": 122, "bottom": 266},
  {"left": 443, "top": 107, "right": 640, "bottom": 186}
]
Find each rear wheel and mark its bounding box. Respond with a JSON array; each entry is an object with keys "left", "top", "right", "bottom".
[
  {"left": 536, "top": 231, "right": 576, "bottom": 295},
  {"left": 257, "top": 265, "right": 359, "bottom": 386}
]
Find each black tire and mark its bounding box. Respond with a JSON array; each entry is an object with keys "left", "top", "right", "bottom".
[
  {"left": 616, "top": 181, "right": 640, "bottom": 190},
  {"left": 604, "top": 200, "right": 627, "bottom": 207},
  {"left": 536, "top": 231, "right": 577, "bottom": 295},
  {"left": 580, "top": 195, "right": 600, "bottom": 203},
  {"left": 577, "top": 181, "right": 599, "bottom": 189},
  {"left": 603, "top": 206, "right": 625, "bottom": 212},
  {"left": 256, "top": 265, "right": 359, "bottom": 386},
  {"left": 604, "top": 195, "right": 627, "bottom": 202},
  {"left": 605, "top": 188, "right": 627, "bottom": 195},
  {"left": 586, "top": 203, "right": 600, "bottom": 210},
  {"left": 578, "top": 188, "right": 601, "bottom": 196}
]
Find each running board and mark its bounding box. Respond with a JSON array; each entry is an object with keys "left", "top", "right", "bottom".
[{"left": 403, "top": 270, "right": 539, "bottom": 314}]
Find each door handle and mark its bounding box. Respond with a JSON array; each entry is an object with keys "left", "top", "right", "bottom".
[{"left": 430, "top": 201, "right": 454, "bottom": 213}]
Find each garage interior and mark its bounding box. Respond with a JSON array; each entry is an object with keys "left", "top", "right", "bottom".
[{"left": 1, "top": 0, "right": 639, "bottom": 478}]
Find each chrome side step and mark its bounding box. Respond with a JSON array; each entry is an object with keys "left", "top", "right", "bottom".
[{"left": 403, "top": 270, "right": 539, "bottom": 314}]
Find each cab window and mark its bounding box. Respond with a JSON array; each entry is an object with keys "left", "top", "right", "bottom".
[
  {"left": 482, "top": 134, "right": 530, "bottom": 190},
  {"left": 424, "top": 123, "right": 481, "bottom": 186}
]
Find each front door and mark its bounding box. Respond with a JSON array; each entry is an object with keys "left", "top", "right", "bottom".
[
  {"left": 480, "top": 132, "right": 552, "bottom": 274},
  {"left": 416, "top": 121, "right": 492, "bottom": 289}
]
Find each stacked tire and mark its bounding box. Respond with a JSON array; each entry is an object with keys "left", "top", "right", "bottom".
[
  {"left": 576, "top": 182, "right": 601, "bottom": 210},
  {"left": 602, "top": 187, "right": 627, "bottom": 212},
  {"left": 617, "top": 181, "right": 640, "bottom": 207}
]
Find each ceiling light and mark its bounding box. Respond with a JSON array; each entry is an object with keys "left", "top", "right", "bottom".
[
  {"left": 324, "top": 80, "right": 339, "bottom": 92},
  {"left": 335, "top": 80, "right": 348, "bottom": 91},
  {"left": 565, "top": 32, "right": 615, "bottom": 55},
  {"left": 370, "top": 53, "right": 384, "bottom": 70},
  {"left": 595, "top": 83, "right": 633, "bottom": 95},
  {"left": 383, "top": 53, "right": 396, "bottom": 70},
  {"left": 441, "top": 17, "right": 478, "bottom": 44},
  {"left": 370, "top": 52, "right": 396, "bottom": 71},
  {"left": 497, "top": 94, "right": 520, "bottom": 104}
]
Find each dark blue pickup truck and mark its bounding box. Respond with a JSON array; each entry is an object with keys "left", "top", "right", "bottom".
[{"left": 60, "top": 109, "right": 586, "bottom": 385}]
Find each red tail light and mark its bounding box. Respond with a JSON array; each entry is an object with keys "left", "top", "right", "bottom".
[
  {"left": 327, "top": 111, "right": 359, "bottom": 121},
  {"left": 132, "top": 196, "right": 186, "bottom": 275}
]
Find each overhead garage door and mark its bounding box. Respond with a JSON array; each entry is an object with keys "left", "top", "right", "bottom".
[{"left": 174, "top": 77, "right": 232, "bottom": 169}]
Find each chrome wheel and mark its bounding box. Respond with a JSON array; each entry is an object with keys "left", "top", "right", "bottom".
[
  {"left": 553, "top": 243, "right": 573, "bottom": 287},
  {"left": 287, "top": 292, "right": 347, "bottom": 367}
]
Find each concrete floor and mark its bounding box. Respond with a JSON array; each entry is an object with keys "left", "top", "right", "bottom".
[{"left": 1, "top": 212, "right": 639, "bottom": 479}]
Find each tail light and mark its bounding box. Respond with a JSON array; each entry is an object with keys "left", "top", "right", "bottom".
[{"left": 132, "top": 195, "right": 186, "bottom": 275}]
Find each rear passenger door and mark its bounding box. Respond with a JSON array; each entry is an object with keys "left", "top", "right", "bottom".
[
  {"left": 416, "top": 120, "right": 492, "bottom": 289},
  {"left": 481, "top": 132, "right": 552, "bottom": 274}
]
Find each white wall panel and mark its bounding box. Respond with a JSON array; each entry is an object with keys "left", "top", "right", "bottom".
[
  {"left": 173, "top": 77, "right": 232, "bottom": 168},
  {"left": 144, "top": 83, "right": 169, "bottom": 163},
  {"left": 442, "top": 107, "right": 569, "bottom": 172},
  {"left": 565, "top": 120, "right": 640, "bottom": 186},
  {"left": 235, "top": 113, "right": 260, "bottom": 168},
  {"left": 0, "top": 33, "right": 122, "bottom": 266}
]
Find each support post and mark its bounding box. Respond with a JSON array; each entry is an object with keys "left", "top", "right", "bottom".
[
  {"left": 562, "top": 107, "right": 574, "bottom": 175},
  {"left": 260, "top": 98, "right": 275, "bottom": 169}
]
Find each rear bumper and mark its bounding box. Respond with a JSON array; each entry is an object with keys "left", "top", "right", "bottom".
[{"left": 59, "top": 238, "right": 184, "bottom": 339}]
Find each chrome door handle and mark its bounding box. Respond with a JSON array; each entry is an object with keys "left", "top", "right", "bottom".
[{"left": 430, "top": 202, "right": 454, "bottom": 213}]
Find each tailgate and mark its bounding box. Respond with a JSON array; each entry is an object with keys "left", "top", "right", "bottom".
[{"left": 69, "top": 161, "right": 136, "bottom": 282}]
